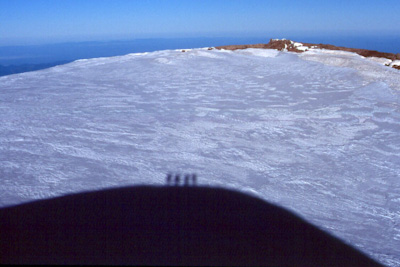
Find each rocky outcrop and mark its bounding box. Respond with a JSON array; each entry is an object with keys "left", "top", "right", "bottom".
[
  {"left": 216, "top": 39, "right": 400, "bottom": 70},
  {"left": 300, "top": 41, "right": 400, "bottom": 60},
  {"left": 215, "top": 39, "right": 313, "bottom": 53}
]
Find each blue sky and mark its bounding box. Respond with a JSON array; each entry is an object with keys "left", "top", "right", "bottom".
[{"left": 1, "top": 0, "right": 399, "bottom": 45}]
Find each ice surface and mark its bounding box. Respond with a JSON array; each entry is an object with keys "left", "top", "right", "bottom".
[
  {"left": 301, "top": 49, "right": 400, "bottom": 91},
  {"left": 0, "top": 48, "right": 399, "bottom": 265}
]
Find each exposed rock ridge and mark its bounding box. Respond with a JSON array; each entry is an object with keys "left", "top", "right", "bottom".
[{"left": 216, "top": 39, "right": 400, "bottom": 70}]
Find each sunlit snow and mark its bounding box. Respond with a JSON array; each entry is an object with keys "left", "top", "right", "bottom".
[{"left": 0, "top": 47, "right": 399, "bottom": 265}]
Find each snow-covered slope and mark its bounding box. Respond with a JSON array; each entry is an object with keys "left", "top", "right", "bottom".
[
  {"left": 217, "top": 38, "right": 400, "bottom": 71},
  {"left": 0, "top": 47, "right": 399, "bottom": 265}
]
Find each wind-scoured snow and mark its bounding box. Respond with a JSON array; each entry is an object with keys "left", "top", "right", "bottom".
[{"left": 0, "top": 47, "right": 399, "bottom": 265}]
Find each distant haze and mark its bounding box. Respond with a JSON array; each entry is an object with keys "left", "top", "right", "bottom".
[
  {"left": 1, "top": 35, "right": 400, "bottom": 67},
  {"left": 1, "top": 0, "right": 399, "bottom": 46}
]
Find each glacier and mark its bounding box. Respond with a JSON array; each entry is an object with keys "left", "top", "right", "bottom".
[{"left": 0, "top": 47, "right": 399, "bottom": 265}]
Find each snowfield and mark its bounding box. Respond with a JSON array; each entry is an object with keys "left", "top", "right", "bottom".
[{"left": 0, "top": 47, "right": 399, "bottom": 265}]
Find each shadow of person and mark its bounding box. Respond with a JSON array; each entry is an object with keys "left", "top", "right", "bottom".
[{"left": 0, "top": 185, "right": 383, "bottom": 266}]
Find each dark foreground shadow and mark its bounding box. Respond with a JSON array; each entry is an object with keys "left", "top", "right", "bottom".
[{"left": 0, "top": 186, "right": 383, "bottom": 266}]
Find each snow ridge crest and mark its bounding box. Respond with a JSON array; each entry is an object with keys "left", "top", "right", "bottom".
[{"left": 216, "top": 39, "right": 400, "bottom": 70}]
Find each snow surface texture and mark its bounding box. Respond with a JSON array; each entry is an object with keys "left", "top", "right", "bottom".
[{"left": 1, "top": 47, "right": 399, "bottom": 265}]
